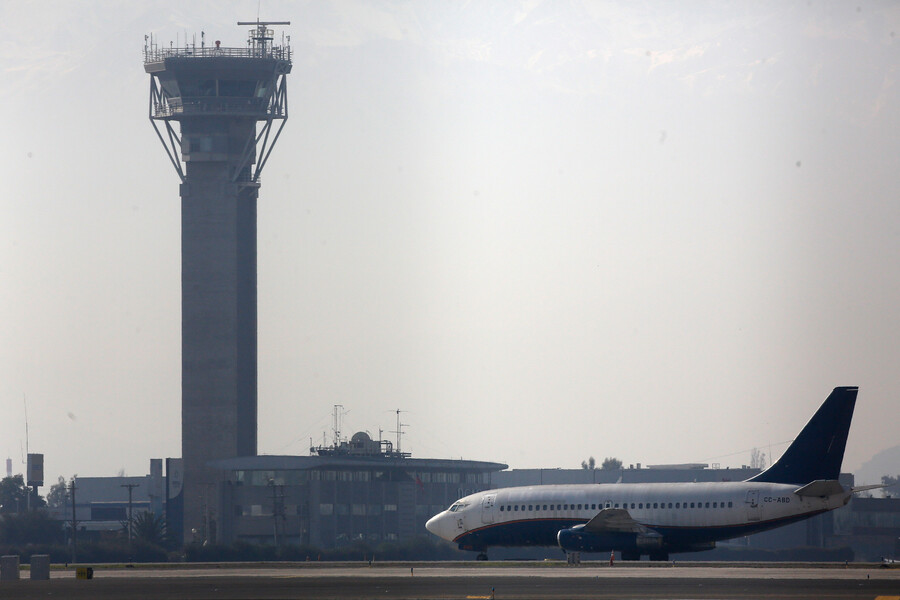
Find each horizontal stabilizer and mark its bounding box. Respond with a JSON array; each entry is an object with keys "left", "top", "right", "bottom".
[
  {"left": 851, "top": 484, "right": 889, "bottom": 494},
  {"left": 794, "top": 480, "right": 844, "bottom": 497},
  {"left": 583, "top": 508, "right": 647, "bottom": 534}
]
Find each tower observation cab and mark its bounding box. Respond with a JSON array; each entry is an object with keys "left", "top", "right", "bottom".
[
  {"left": 143, "top": 21, "right": 291, "bottom": 546},
  {"left": 144, "top": 21, "right": 291, "bottom": 184}
]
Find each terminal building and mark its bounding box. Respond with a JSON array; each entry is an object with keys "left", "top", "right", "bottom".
[
  {"left": 207, "top": 432, "right": 506, "bottom": 547},
  {"left": 831, "top": 496, "right": 900, "bottom": 561}
]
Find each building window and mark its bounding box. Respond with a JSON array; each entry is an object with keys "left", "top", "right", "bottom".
[
  {"left": 249, "top": 471, "right": 275, "bottom": 486},
  {"left": 352, "top": 504, "right": 366, "bottom": 516},
  {"left": 319, "top": 504, "right": 333, "bottom": 516},
  {"left": 384, "top": 504, "right": 397, "bottom": 512},
  {"left": 281, "top": 471, "right": 306, "bottom": 485}
]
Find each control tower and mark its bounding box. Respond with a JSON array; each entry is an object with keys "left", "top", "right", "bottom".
[{"left": 144, "top": 21, "right": 291, "bottom": 544}]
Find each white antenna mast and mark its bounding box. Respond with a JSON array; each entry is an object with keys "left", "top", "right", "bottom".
[
  {"left": 390, "top": 409, "right": 408, "bottom": 455},
  {"left": 331, "top": 405, "right": 345, "bottom": 447}
]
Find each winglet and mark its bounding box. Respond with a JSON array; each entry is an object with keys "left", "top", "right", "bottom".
[{"left": 748, "top": 387, "right": 858, "bottom": 485}]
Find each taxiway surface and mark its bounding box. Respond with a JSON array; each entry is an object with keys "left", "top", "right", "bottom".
[{"left": 1, "top": 563, "right": 897, "bottom": 599}]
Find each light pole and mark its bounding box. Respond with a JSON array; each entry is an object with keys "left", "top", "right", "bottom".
[
  {"left": 121, "top": 483, "right": 140, "bottom": 547},
  {"left": 69, "top": 478, "right": 77, "bottom": 564}
]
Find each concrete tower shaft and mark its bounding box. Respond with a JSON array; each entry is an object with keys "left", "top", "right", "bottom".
[{"left": 144, "top": 22, "right": 291, "bottom": 545}]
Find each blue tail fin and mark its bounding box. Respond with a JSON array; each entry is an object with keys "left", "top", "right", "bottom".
[{"left": 747, "top": 387, "right": 858, "bottom": 485}]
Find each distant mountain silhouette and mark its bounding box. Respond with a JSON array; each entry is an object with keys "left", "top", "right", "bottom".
[{"left": 854, "top": 444, "right": 900, "bottom": 490}]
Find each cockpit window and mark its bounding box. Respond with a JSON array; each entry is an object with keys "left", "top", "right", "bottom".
[{"left": 449, "top": 502, "right": 468, "bottom": 512}]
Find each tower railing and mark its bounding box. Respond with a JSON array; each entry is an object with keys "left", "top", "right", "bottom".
[
  {"left": 144, "top": 45, "right": 291, "bottom": 64},
  {"left": 151, "top": 97, "right": 285, "bottom": 118}
]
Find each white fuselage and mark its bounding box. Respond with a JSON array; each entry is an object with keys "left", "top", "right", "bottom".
[{"left": 426, "top": 481, "right": 851, "bottom": 553}]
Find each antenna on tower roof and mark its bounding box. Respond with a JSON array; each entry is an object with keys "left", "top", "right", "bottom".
[
  {"left": 390, "top": 409, "right": 408, "bottom": 455},
  {"left": 237, "top": 20, "right": 290, "bottom": 56}
]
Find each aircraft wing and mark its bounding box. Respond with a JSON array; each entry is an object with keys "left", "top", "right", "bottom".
[{"left": 582, "top": 508, "right": 654, "bottom": 534}]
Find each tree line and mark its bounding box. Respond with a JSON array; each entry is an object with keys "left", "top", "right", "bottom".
[{"left": 580, "top": 456, "right": 623, "bottom": 470}]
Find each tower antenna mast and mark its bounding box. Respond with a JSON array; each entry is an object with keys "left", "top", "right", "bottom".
[{"left": 390, "top": 409, "right": 408, "bottom": 455}]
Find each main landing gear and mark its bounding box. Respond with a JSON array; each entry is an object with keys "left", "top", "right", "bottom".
[{"left": 475, "top": 552, "right": 489, "bottom": 561}]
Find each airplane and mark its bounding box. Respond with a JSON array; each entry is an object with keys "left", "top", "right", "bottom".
[{"left": 426, "top": 386, "right": 882, "bottom": 560}]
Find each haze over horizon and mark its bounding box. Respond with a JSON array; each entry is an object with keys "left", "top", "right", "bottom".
[{"left": 2, "top": 1, "right": 898, "bottom": 488}]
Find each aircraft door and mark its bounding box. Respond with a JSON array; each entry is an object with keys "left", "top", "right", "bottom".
[
  {"left": 746, "top": 490, "right": 761, "bottom": 522},
  {"left": 481, "top": 494, "right": 496, "bottom": 524}
]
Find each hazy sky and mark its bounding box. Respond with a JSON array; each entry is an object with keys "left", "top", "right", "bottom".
[{"left": 2, "top": 1, "right": 898, "bottom": 488}]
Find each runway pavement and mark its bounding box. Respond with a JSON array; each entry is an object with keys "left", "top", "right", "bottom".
[{"left": 1, "top": 562, "right": 898, "bottom": 599}]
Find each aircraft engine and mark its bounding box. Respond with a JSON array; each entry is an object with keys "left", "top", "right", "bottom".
[{"left": 556, "top": 525, "right": 636, "bottom": 553}]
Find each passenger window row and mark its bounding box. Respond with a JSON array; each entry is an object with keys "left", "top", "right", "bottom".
[{"left": 498, "top": 501, "right": 734, "bottom": 513}]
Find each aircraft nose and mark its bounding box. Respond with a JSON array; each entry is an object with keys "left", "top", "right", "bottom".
[{"left": 425, "top": 511, "right": 452, "bottom": 541}]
